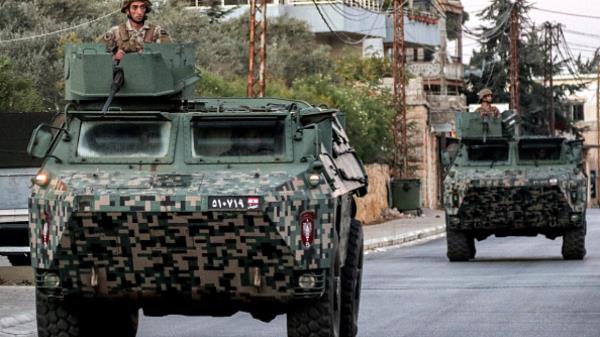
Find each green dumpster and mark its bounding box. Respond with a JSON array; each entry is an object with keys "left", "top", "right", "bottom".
[{"left": 390, "top": 178, "right": 422, "bottom": 214}]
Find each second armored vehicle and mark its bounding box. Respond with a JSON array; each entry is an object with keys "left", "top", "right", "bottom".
[{"left": 443, "top": 112, "right": 587, "bottom": 261}]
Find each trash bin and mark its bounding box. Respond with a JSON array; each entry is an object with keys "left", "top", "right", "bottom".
[{"left": 390, "top": 178, "right": 422, "bottom": 215}]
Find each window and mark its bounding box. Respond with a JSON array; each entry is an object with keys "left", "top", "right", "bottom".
[
  {"left": 77, "top": 121, "right": 171, "bottom": 158},
  {"left": 467, "top": 142, "right": 509, "bottom": 162},
  {"left": 406, "top": 48, "right": 415, "bottom": 62},
  {"left": 572, "top": 104, "right": 584, "bottom": 121},
  {"left": 518, "top": 140, "right": 562, "bottom": 162},
  {"left": 192, "top": 119, "right": 285, "bottom": 157}
]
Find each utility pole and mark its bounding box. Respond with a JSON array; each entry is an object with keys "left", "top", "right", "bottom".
[
  {"left": 543, "top": 22, "right": 558, "bottom": 135},
  {"left": 247, "top": 0, "right": 267, "bottom": 97},
  {"left": 392, "top": 0, "right": 407, "bottom": 177},
  {"left": 509, "top": 0, "right": 521, "bottom": 115}
]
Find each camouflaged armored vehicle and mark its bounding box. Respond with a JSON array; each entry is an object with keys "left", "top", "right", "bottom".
[
  {"left": 443, "top": 111, "right": 587, "bottom": 261},
  {"left": 27, "top": 43, "right": 368, "bottom": 337}
]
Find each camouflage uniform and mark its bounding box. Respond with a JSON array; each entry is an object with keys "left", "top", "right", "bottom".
[
  {"left": 99, "top": 20, "right": 171, "bottom": 53},
  {"left": 475, "top": 105, "right": 500, "bottom": 118}
]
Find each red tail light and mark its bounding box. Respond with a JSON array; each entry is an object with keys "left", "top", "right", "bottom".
[
  {"left": 41, "top": 211, "right": 51, "bottom": 246},
  {"left": 300, "top": 211, "right": 315, "bottom": 248}
]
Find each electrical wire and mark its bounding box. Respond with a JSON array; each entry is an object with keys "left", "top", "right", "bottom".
[
  {"left": 0, "top": 9, "right": 120, "bottom": 45},
  {"left": 556, "top": 28, "right": 591, "bottom": 84},
  {"left": 563, "top": 29, "right": 600, "bottom": 41},
  {"left": 311, "top": 0, "right": 383, "bottom": 45},
  {"left": 462, "top": 3, "right": 514, "bottom": 42},
  {"left": 531, "top": 6, "right": 600, "bottom": 20}
]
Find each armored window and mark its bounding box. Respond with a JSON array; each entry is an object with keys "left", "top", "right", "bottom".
[
  {"left": 192, "top": 119, "right": 285, "bottom": 157},
  {"left": 466, "top": 141, "right": 508, "bottom": 162},
  {"left": 518, "top": 140, "right": 562, "bottom": 162},
  {"left": 77, "top": 121, "right": 171, "bottom": 158}
]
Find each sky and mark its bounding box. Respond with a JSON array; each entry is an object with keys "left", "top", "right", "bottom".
[{"left": 460, "top": 0, "right": 600, "bottom": 64}]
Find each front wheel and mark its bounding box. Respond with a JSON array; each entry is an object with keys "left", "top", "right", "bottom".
[
  {"left": 446, "top": 229, "right": 473, "bottom": 262},
  {"left": 562, "top": 226, "right": 586, "bottom": 260},
  {"left": 36, "top": 289, "right": 139, "bottom": 337},
  {"left": 340, "top": 219, "right": 364, "bottom": 337},
  {"left": 287, "top": 263, "right": 341, "bottom": 337}
]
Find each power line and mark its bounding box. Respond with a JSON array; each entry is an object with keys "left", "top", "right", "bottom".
[
  {"left": 311, "top": 0, "right": 376, "bottom": 45},
  {"left": 0, "top": 10, "right": 120, "bottom": 45},
  {"left": 531, "top": 6, "right": 600, "bottom": 20},
  {"left": 462, "top": 3, "right": 514, "bottom": 42},
  {"left": 563, "top": 29, "right": 600, "bottom": 41}
]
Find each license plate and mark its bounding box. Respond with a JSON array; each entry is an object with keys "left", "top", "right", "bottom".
[{"left": 208, "top": 196, "right": 261, "bottom": 210}]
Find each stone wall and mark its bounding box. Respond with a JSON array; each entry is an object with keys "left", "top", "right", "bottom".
[{"left": 355, "top": 164, "right": 390, "bottom": 224}]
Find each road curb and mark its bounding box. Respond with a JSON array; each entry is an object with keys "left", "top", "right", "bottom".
[
  {"left": 0, "top": 267, "right": 33, "bottom": 286},
  {"left": 364, "top": 224, "right": 446, "bottom": 251}
]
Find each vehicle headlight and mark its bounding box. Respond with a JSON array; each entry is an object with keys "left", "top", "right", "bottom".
[
  {"left": 34, "top": 172, "right": 50, "bottom": 186},
  {"left": 548, "top": 178, "right": 558, "bottom": 186},
  {"left": 307, "top": 173, "right": 321, "bottom": 187}
]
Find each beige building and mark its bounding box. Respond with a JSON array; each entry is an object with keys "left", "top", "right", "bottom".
[
  {"left": 401, "top": 0, "right": 467, "bottom": 210},
  {"left": 552, "top": 74, "right": 599, "bottom": 207}
]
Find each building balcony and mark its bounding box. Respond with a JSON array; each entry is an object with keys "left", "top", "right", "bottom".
[
  {"left": 407, "top": 62, "right": 464, "bottom": 81},
  {"left": 186, "top": 0, "right": 441, "bottom": 47}
]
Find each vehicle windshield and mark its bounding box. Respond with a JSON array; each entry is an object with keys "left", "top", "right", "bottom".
[
  {"left": 518, "top": 140, "right": 562, "bottom": 162},
  {"left": 466, "top": 141, "right": 509, "bottom": 162},
  {"left": 77, "top": 121, "right": 171, "bottom": 158},
  {"left": 192, "top": 119, "right": 285, "bottom": 157}
]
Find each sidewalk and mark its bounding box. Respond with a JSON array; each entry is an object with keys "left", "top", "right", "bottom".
[{"left": 363, "top": 208, "right": 446, "bottom": 251}]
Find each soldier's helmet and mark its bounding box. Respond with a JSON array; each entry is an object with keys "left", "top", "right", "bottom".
[
  {"left": 121, "top": 0, "right": 152, "bottom": 13},
  {"left": 478, "top": 88, "right": 493, "bottom": 102}
]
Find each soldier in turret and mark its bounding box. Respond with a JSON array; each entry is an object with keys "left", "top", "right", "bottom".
[
  {"left": 475, "top": 88, "right": 500, "bottom": 118},
  {"left": 99, "top": 0, "right": 172, "bottom": 61}
]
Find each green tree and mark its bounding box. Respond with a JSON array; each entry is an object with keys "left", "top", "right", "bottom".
[
  {"left": 466, "top": 0, "right": 583, "bottom": 134},
  {"left": 197, "top": 54, "right": 395, "bottom": 164},
  {"left": 0, "top": 0, "right": 116, "bottom": 111},
  {"left": 0, "top": 57, "right": 44, "bottom": 112}
]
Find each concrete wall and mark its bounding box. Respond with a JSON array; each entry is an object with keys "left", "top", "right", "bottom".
[{"left": 406, "top": 104, "right": 441, "bottom": 209}]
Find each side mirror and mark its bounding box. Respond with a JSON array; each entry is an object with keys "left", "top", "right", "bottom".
[{"left": 27, "top": 124, "right": 55, "bottom": 159}]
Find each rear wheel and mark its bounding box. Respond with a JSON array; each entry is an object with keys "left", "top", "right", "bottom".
[
  {"left": 446, "top": 229, "right": 472, "bottom": 262},
  {"left": 287, "top": 259, "right": 341, "bottom": 337},
  {"left": 562, "top": 226, "right": 586, "bottom": 260},
  {"left": 340, "top": 219, "right": 363, "bottom": 337},
  {"left": 36, "top": 289, "right": 138, "bottom": 337}
]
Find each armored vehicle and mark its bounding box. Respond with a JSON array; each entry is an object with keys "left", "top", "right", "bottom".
[
  {"left": 443, "top": 111, "right": 587, "bottom": 261},
  {"left": 27, "top": 43, "right": 368, "bottom": 337}
]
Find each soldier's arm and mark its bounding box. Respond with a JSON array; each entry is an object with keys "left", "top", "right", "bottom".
[
  {"left": 155, "top": 26, "right": 172, "bottom": 43},
  {"left": 98, "top": 28, "right": 119, "bottom": 54},
  {"left": 493, "top": 107, "right": 500, "bottom": 118}
]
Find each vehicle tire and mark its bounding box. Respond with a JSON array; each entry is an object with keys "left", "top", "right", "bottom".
[
  {"left": 446, "top": 229, "right": 472, "bottom": 262},
  {"left": 340, "top": 219, "right": 363, "bottom": 337},
  {"left": 36, "top": 289, "right": 80, "bottom": 337},
  {"left": 7, "top": 253, "right": 30, "bottom": 266},
  {"left": 36, "top": 289, "right": 139, "bottom": 337},
  {"left": 468, "top": 236, "right": 476, "bottom": 259},
  {"left": 287, "top": 259, "right": 341, "bottom": 337},
  {"left": 562, "top": 226, "right": 586, "bottom": 260}
]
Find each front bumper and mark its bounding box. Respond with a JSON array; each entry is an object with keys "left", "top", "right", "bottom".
[
  {"left": 31, "top": 210, "right": 332, "bottom": 302},
  {"left": 446, "top": 185, "right": 584, "bottom": 231}
]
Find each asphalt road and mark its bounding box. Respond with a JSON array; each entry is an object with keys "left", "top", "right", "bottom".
[
  {"left": 138, "top": 209, "right": 600, "bottom": 337},
  {"left": 2, "top": 211, "right": 600, "bottom": 337}
]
